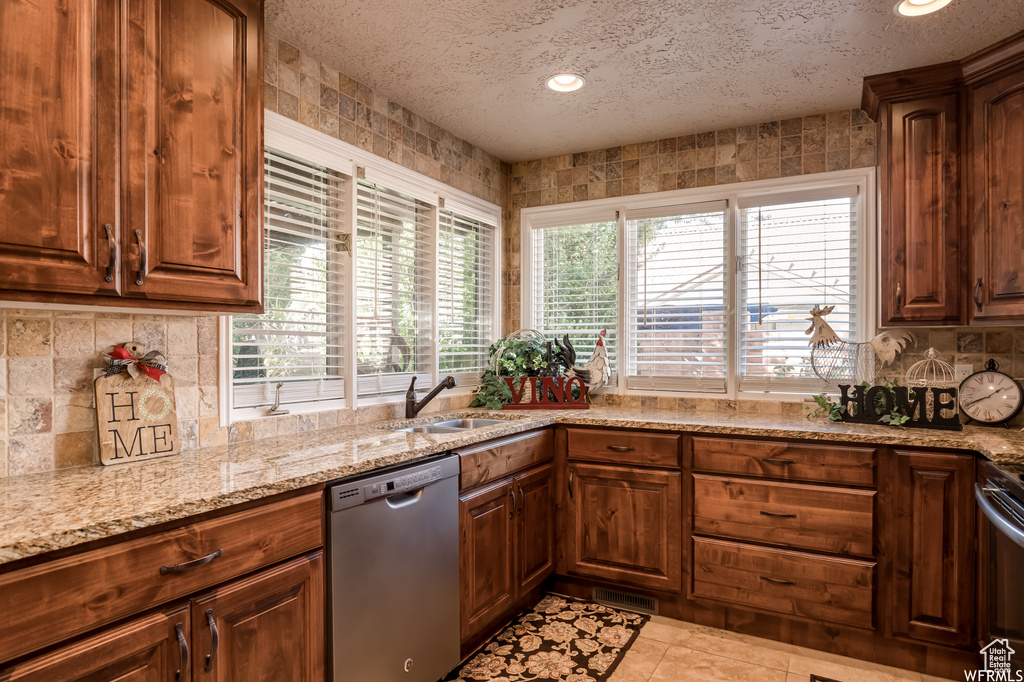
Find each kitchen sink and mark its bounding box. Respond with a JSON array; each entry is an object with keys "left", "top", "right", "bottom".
[
  {"left": 432, "top": 418, "right": 507, "bottom": 429},
  {"left": 389, "top": 417, "right": 512, "bottom": 434}
]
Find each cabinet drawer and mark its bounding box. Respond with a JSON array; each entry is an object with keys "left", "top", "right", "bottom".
[
  {"left": 567, "top": 428, "right": 680, "bottom": 468},
  {"left": 458, "top": 429, "right": 553, "bottom": 490},
  {"left": 692, "top": 437, "right": 876, "bottom": 487},
  {"left": 693, "top": 475, "right": 875, "bottom": 557},
  {"left": 0, "top": 491, "right": 323, "bottom": 665},
  {"left": 692, "top": 537, "right": 875, "bottom": 629}
]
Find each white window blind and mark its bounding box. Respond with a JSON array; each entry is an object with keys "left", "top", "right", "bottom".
[
  {"left": 531, "top": 220, "right": 618, "bottom": 377},
  {"left": 231, "top": 148, "right": 348, "bottom": 409},
  {"left": 738, "top": 186, "right": 860, "bottom": 393},
  {"left": 355, "top": 179, "right": 433, "bottom": 397},
  {"left": 625, "top": 201, "right": 728, "bottom": 392},
  {"left": 438, "top": 209, "right": 496, "bottom": 386}
]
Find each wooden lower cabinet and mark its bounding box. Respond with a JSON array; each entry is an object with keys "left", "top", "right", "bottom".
[
  {"left": 564, "top": 462, "right": 681, "bottom": 593},
  {"left": 460, "top": 463, "right": 554, "bottom": 643},
  {"left": 3, "top": 605, "right": 191, "bottom": 681},
  {"left": 192, "top": 552, "right": 324, "bottom": 682},
  {"left": 891, "top": 450, "right": 976, "bottom": 646}
]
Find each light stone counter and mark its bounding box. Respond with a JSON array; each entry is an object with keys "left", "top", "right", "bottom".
[{"left": 3, "top": 407, "right": 1023, "bottom": 566}]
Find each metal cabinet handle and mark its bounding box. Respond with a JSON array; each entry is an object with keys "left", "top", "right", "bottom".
[
  {"left": 567, "top": 469, "right": 574, "bottom": 499},
  {"left": 760, "top": 457, "right": 796, "bottom": 465},
  {"left": 516, "top": 483, "right": 524, "bottom": 516},
  {"left": 760, "top": 576, "right": 796, "bottom": 587},
  {"left": 174, "top": 622, "right": 188, "bottom": 682},
  {"left": 895, "top": 280, "right": 902, "bottom": 314},
  {"left": 134, "top": 229, "right": 147, "bottom": 286},
  {"left": 606, "top": 445, "right": 636, "bottom": 452},
  {"left": 160, "top": 548, "right": 222, "bottom": 575},
  {"left": 104, "top": 224, "right": 117, "bottom": 283},
  {"left": 205, "top": 609, "right": 219, "bottom": 672},
  {"left": 508, "top": 487, "right": 515, "bottom": 518},
  {"left": 759, "top": 510, "right": 797, "bottom": 519},
  {"left": 974, "top": 277, "right": 983, "bottom": 312}
]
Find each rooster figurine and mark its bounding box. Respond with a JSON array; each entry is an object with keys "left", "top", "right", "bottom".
[
  {"left": 806, "top": 305, "right": 913, "bottom": 384},
  {"left": 553, "top": 329, "right": 612, "bottom": 396}
]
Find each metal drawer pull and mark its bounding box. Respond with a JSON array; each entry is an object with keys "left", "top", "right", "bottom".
[
  {"left": 567, "top": 469, "right": 574, "bottom": 499},
  {"left": 895, "top": 280, "right": 902, "bottom": 313},
  {"left": 104, "top": 224, "right": 117, "bottom": 282},
  {"left": 760, "top": 576, "right": 796, "bottom": 587},
  {"left": 516, "top": 483, "right": 525, "bottom": 516},
  {"left": 974, "top": 277, "right": 983, "bottom": 312},
  {"left": 174, "top": 622, "right": 188, "bottom": 682},
  {"left": 760, "top": 457, "right": 796, "bottom": 465},
  {"left": 607, "top": 445, "right": 636, "bottom": 452},
  {"left": 134, "top": 229, "right": 147, "bottom": 286},
  {"left": 205, "top": 609, "right": 219, "bottom": 672},
  {"left": 160, "top": 548, "right": 222, "bottom": 575},
  {"left": 508, "top": 487, "right": 515, "bottom": 518},
  {"left": 760, "top": 510, "right": 797, "bottom": 519}
]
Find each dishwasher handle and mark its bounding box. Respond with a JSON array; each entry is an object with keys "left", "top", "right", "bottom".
[
  {"left": 385, "top": 488, "right": 425, "bottom": 509},
  {"left": 977, "top": 483, "right": 1024, "bottom": 550}
]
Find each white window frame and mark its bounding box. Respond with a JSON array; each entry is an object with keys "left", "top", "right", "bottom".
[
  {"left": 221, "top": 111, "right": 501, "bottom": 423},
  {"left": 520, "top": 167, "right": 876, "bottom": 401}
]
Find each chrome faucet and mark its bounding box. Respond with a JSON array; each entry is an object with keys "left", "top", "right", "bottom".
[{"left": 406, "top": 376, "right": 457, "bottom": 419}]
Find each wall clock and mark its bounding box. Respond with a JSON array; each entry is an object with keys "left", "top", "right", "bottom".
[{"left": 958, "top": 359, "right": 1024, "bottom": 427}]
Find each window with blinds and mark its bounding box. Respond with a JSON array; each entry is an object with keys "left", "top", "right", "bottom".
[
  {"left": 531, "top": 220, "right": 618, "bottom": 377},
  {"left": 738, "top": 186, "right": 860, "bottom": 393},
  {"left": 625, "top": 201, "right": 728, "bottom": 392},
  {"left": 231, "top": 148, "right": 348, "bottom": 409},
  {"left": 438, "top": 210, "right": 496, "bottom": 386},
  {"left": 355, "top": 180, "right": 433, "bottom": 397}
]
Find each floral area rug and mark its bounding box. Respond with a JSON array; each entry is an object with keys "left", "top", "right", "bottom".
[{"left": 445, "top": 594, "right": 650, "bottom": 681}]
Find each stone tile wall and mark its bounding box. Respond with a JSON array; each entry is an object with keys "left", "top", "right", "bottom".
[
  {"left": 502, "top": 109, "right": 878, "bottom": 334},
  {"left": 264, "top": 32, "right": 509, "bottom": 208}
]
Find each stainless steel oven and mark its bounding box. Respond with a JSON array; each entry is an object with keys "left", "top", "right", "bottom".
[{"left": 977, "top": 460, "right": 1024, "bottom": 674}]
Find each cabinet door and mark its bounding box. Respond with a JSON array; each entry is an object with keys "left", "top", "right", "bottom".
[
  {"left": 2, "top": 605, "right": 190, "bottom": 681},
  {"left": 565, "top": 462, "right": 682, "bottom": 592},
  {"left": 515, "top": 463, "right": 555, "bottom": 595},
  {"left": 969, "top": 67, "right": 1024, "bottom": 322},
  {"left": 880, "top": 95, "right": 963, "bottom": 325},
  {"left": 891, "top": 451, "right": 975, "bottom": 646},
  {"left": 459, "top": 479, "right": 515, "bottom": 642},
  {"left": 191, "top": 552, "right": 324, "bottom": 682},
  {"left": 124, "top": 0, "right": 263, "bottom": 309},
  {"left": 0, "top": 0, "right": 120, "bottom": 297}
]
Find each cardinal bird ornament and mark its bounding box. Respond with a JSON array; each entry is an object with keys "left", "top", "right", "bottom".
[{"left": 554, "top": 329, "right": 612, "bottom": 395}]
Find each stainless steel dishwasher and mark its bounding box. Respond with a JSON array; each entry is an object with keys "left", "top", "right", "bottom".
[{"left": 328, "top": 454, "right": 460, "bottom": 682}]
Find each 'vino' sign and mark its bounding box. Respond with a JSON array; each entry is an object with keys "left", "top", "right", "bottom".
[{"left": 502, "top": 376, "right": 590, "bottom": 410}]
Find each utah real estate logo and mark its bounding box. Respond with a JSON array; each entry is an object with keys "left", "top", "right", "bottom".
[{"left": 966, "top": 639, "right": 1021, "bottom": 681}]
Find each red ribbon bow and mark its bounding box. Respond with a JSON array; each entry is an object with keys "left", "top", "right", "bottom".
[{"left": 107, "top": 346, "right": 167, "bottom": 381}]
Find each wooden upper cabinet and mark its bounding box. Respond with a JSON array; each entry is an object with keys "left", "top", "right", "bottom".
[
  {"left": 0, "top": 0, "right": 263, "bottom": 312},
  {"left": 864, "top": 64, "right": 965, "bottom": 326},
  {"left": 124, "top": 0, "right": 263, "bottom": 308},
  {"left": 0, "top": 0, "right": 120, "bottom": 297},
  {"left": 968, "top": 59, "right": 1024, "bottom": 322},
  {"left": 890, "top": 450, "right": 975, "bottom": 647},
  {"left": 880, "top": 94, "right": 963, "bottom": 325}
]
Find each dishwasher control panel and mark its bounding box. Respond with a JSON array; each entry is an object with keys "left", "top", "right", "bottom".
[
  {"left": 328, "top": 455, "right": 458, "bottom": 512},
  {"left": 365, "top": 465, "right": 443, "bottom": 501}
]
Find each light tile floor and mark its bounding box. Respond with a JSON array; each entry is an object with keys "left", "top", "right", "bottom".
[{"left": 609, "top": 616, "right": 960, "bottom": 682}]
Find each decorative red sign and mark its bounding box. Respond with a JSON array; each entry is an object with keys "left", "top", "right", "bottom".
[{"left": 501, "top": 376, "right": 590, "bottom": 410}]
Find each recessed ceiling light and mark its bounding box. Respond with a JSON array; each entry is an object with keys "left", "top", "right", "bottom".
[
  {"left": 547, "top": 74, "right": 586, "bottom": 92},
  {"left": 894, "top": 0, "right": 952, "bottom": 16}
]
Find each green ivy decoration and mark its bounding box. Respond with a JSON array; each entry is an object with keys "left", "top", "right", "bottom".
[{"left": 470, "top": 336, "right": 552, "bottom": 409}]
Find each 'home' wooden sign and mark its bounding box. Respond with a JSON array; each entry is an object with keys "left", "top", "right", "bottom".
[{"left": 502, "top": 376, "right": 590, "bottom": 410}]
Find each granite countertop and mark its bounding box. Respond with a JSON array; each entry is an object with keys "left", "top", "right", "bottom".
[{"left": 3, "top": 407, "right": 1024, "bottom": 567}]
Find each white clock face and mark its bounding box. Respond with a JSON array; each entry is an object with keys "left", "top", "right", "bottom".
[{"left": 959, "top": 371, "right": 1024, "bottom": 424}]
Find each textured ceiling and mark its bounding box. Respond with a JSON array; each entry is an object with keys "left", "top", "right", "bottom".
[{"left": 266, "top": 0, "right": 1024, "bottom": 162}]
